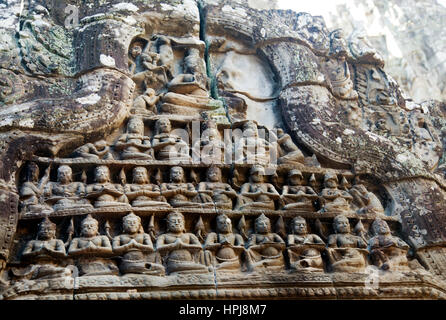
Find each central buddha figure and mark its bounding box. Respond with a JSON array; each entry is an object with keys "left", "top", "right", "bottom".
[
  {"left": 68, "top": 215, "right": 119, "bottom": 276},
  {"left": 235, "top": 165, "right": 280, "bottom": 211},
  {"left": 197, "top": 167, "right": 236, "bottom": 209},
  {"left": 43, "top": 165, "right": 92, "bottom": 211},
  {"left": 204, "top": 214, "right": 245, "bottom": 271},
  {"left": 152, "top": 118, "right": 191, "bottom": 161},
  {"left": 160, "top": 48, "right": 213, "bottom": 117},
  {"left": 234, "top": 121, "right": 270, "bottom": 165},
  {"left": 246, "top": 214, "right": 285, "bottom": 272},
  {"left": 319, "top": 172, "right": 353, "bottom": 213},
  {"left": 280, "top": 169, "right": 318, "bottom": 211},
  {"left": 125, "top": 167, "right": 170, "bottom": 208},
  {"left": 112, "top": 213, "right": 165, "bottom": 275},
  {"left": 114, "top": 117, "right": 153, "bottom": 160},
  {"left": 86, "top": 166, "right": 131, "bottom": 209},
  {"left": 326, "top": 215, "right": 368, "bottom": 273},
  {"left": 161, "top": 166, "right": 199, "bottom": 208},
  {"left": 156, "top": 211, "right": 210, "bottom": 274}
]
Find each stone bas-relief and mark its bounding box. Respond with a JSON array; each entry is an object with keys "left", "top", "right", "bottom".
[{"left": 0, "top": 0, "right": 446, "bottom": 300}]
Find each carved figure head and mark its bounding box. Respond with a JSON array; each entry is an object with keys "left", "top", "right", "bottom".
[
  {"left": 288, "top": 169, "right": 304, "bottom": 186},
  {"left": 127, "top": 117, "right": 145, "bottom": 135},
  {"left": 123, "top": 213, "right": 142, "bottom": 234},
  {"left": 255, "top": 214, "right": 271, "bottom": 234},
  {"left": 292, "top": 216, "right": 308, "bottom": 236},
  {"left": 333, "top": 215, "right": 350, "bottom": 234},
  {"left": 324, "top": 172, "right": 338, "bottom": 188},
  {"left": 207, "top": 166, "right": 222, "bottom": 183},
  {"left": 155, "top": 118, "right": 171, "bottom": 134},
  {"left": 166, "top": 211, "right": 185, "bottom": 233},
  {"left": 133, "top": 167, "right": 149, "bottom": 184},
  {"left": 95, "top": 165, "right": 111, "bottom": 183},
  {"left": 170, "top": 166, "right": 185, "bottom": 183},
  {"left": 80, "top": 214, "right": 99, "bottom": 238},
  {"left": 26, "top": 162, "right": 40, "bottom": 182},
  {"left": 216, "top": 214, "right": 232, "bottom": 234},
  {"left": 57, "top": 165, "right": 72, "bottom": 184},
  {"left": 372, "top": 218, "right": 391, "bottom": 236},
  {"left": 37, "top": 217, "right": 56, "bottom": 240},
  {"left": 94, "top": 140, "right": 107, "bottom": 150},
  {"left": 130, "top": 41, "right": 144, "bottom": 59},
  {"left": 250, "top": 165, "right": 265, "bottom": 183},
  {"left": 243, "top": 121, "right": 259, "bottom": 137}
]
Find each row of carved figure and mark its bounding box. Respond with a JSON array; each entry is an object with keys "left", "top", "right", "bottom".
[
  {"left": 13, "top": 212, "right": 411, "bottom": 280},
  {"left": 20, "top": 163, "right": 384, "bottom": 214},
  {"left": 70, "top": 118, "right": 307, "bottom": 165}
]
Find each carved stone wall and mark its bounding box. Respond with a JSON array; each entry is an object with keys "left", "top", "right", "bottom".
[{"left": 0, "top": 0, "right": 445, "bottom": 300}]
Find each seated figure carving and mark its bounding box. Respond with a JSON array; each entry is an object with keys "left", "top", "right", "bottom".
[
  {"left": 43, "top": 165, "right": 92, "bottom": 211},
  {"left": 280, "top": 169, "right": 318, "bottom": 211},
  {"left": 368, "top": 219, "right": 410, "bottom": 271},
  {"left": 71, "top": 140, "right": 114, "bottom": 160},
  {"left": 246, "top": 214, "right": 286, "bottom": 272},
  {"left": 113, "top": 213, "right": 165, "bottom": 275},
  {"left": 197, "top": 167, "right": 236, "bottom": 209},
  {"left": 204, "top": 214, "right": 245, "bottom": 271},
  {"left": 235, "top": 165, "right": 280, "bottom": 211},
  {"left": 349, "top": 177, "right": 385, "bottom": 215},
  {"left": 132, "top": 88, "right": 160, "bottom": 115},
  {"left": 156, "top": 211, "right": 209, "bottom": 274},
  {"left": 19, "top": 162, "right": 53, "bottom": 214},
  {"left": 161, "top": 166, "right": 198, "bottom": 208},
  {"left": 192, "top": 121, "right": 225, "bottom": 164},
  {"left": 287, "top": 217, "right": 325, "bottom": 272},
  {"left": 152, "top": 118, "right": 191, "bottom": 161},
  {"left": 326, "top": 215, "right": 368, "bottom": 273},
  {"left": 125, "top": 167, "right": 170, "bottom": 208},
  {"left": 319, "top": 172, "right": 353, "bottom": 213},
  {"left": 234, "top": 121, "right": 270, "bottom": 165},
  {"left": 13, "top": 218, "right": 71, "bottom": 280},
  {"left": 68, "top": 215, "right": 118, "bottom": 276},
  {"left": 86, "top": 166, "right": 130, "bottom": 209},
  {"left": 275, "top": 128, "right": 305, "bottom": 164},
  {"left": 160, "top": 48, "right": 212, "bottom": 116},
  {"left": 114, "top": 117, "right": 153, "bottom": 160}
]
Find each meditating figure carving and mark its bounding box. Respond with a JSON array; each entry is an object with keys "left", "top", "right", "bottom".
[
  {"left": 204, "top": 214, "right": 245, "bottom": 271},
  {"left": 319, "top": 172, "right": 353, "bottom": 213},
  {"left": 234, "top": 121, "right": 270, "bottom": 165},
  {"left": 19, "top": 162, "right": 53, "bottom": 214},
  {"left": 113, "top": 213, "right": 165, "bottom": 275},
  {"left": 68, "top": 215, "right": 118, "bottom": 276},
  {"left": 368, "top": 219, "right": 410, "bottom": 271},
  {"left": 125, "top": 167, "right": 170, "bottom": 208},
  {"left": 160, "top": 48, "right": 212, "bottom": 116},
  {"left": 326, "top": 215, "right": 368, "bottom": 273},
  {"left": 152, "top": 118, "right": 191, "bottom": 161},
  {"left": 15, "top": 218, "right": 71, "bottom": 280},
  {"left": 197, "top": 167, "right": 236, "bottom": 209},
  {"left": 287, "top": 217, "right": 325, "bottom": 272},
  {"left": 235, "top": 165, "right": 280, "bottom": 211},
  {"left": 114, "top": 117, "right": 153, "bottom": 160},
  {"left": 161, "top": 166, "right": 199, "bottom": 208},
  {"left": 43, "top": 165, "right": 92, "bottom": 211},
  {"left": 280, "top": 169, "right": 318, "bottom": 211},
  {"left": 246, "top": 214, "right": 285, "bottom": 272},
  {"left": 156, "top": 211, "right": 209, "bottom": 274},
  {"left": 192, "top": 122, "right": 225, "bottom": 164},
  {"left": 86, "top": 166, "right": 130, "bottom": 209}
]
